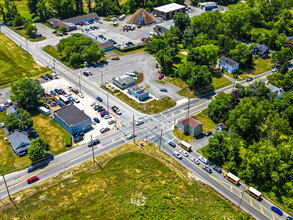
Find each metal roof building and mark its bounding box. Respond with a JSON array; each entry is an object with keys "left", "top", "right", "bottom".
[{"left": 112, "top": 75, "right": 135, "bottom": 90}]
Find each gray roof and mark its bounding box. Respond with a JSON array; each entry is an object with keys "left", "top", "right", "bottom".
[
  {"left": 6, "top": 106, "right": 16, "bottom": 115},
  {"left": 156, "top": 20, "right": 174, "bottom": 31},
  {"left": 8, "top": 131, "right": 30, "bottom": 150},
  {"left": 255, "top": 44, "right": 269, "bottom": 54},
  {"left": 47, "top": 18, "right": 70, "bottom": 28},
  {"left": 219, "top": 56, "right": 239, "bottom": 67},
  {"left": 62, "top": 12, "right": 99, "bottom": 23},
  {"left": 113, "top": 75, "right": 135, "bottom": 86},
  {"left": 266, "top": 84, "right": 281, "bottom": 93},
  {"left": 53, "top": 104, "right": 91, "bottom": 127},
  {"left": 129, "top": 85, "right": 144, "bottom": 93}
]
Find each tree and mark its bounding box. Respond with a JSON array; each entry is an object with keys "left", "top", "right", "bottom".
[
  {"left": 187, "top": 44, "right": 219, "bottom": 66},
  {"left": 258, "top": 29, "right": 286, "bottom": 51},
  {"left": 4, "top": 112, "right": 20, "bottom": 132},
  {"left": 10, "top": 78, "right": 43, "bottom": 110},
  {"left": 267, "top": 70, "right": 293, "bottom": 91},
  {"left": 4, "top": 109, "right": 33, "bottom": 132},
  {"left": 0, "top": 0, "right": 19, "bottom": 24},
  {"left": 24, "top": 22, "right": 38, "bottom": 37},
  {"left": 27, "top": 0, "right": 39, "bottom": 17},
  {"left": 271, "top": 47, "right": 293, "bottom": 67},
  {"left": 28, "top": 139, "right": 46, "bottom": 163},
  {"left": 229, "top": 44, "right": 253, "bottom": 69},
  {"left": 187, "top": 65, "right": 212, "bottom": 90},
  {"left": 240, "top": 81, "right": 270, "bottom": 99},
  {"left": 13, "top": 15, "right": 23, "bottom": 27},
  {"left": 208, "top": 92, "right": 235, "bottom": 123},
  {"left": 217, "top": 35, "right": 236, "bottom": 57},
  {"left": 57, "top": 26, "right": 67, "bottom": 34},
  {"left": 279, "top": 62, "right": 288, "bottom": 74},
  {"left": 173, "top": 12, "right": 190, "bottom": 39}
]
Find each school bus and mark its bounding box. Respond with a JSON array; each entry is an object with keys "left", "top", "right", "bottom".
[
  {"left": 224, "top": 172, "right": 240, "bottom": 185},
  {"left": 178, "top": 141, "right": 191, "bottom": 152},
  {"left": 245, "top": 187, "right": 262, "bottom": 200}
]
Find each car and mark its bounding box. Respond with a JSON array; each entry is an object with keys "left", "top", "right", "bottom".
[
  {"left": 156, "top": 63, "right": 159, "bottom": 68},
  {"left": 127, "top": 134, "right": 136, "bottom": 139},
  {"left": 246, "top": 77, "right": 253, "bottom": 82},
  {"left": 108, "top": 119, "right": 115, "bottom": 125},
  {"left": 272, "top": 68, "right": 278, "bottom": 72},
  {"left": 101, "top": 112, "right": 109, "bottom": 117},
  {"left": 52, "top": 73, "right": 58, "bottom": 79},
  {"left": 286, "top": 216, "right": 293, "bottom": 220},
  {"left": 93, "top": 117, "right": 100, "bottom": 123},
  {"left": 205, "top": 131, "right": 212, "bottom": 136},
  {"left": 92, "top": 119, "right": 96, "bottom": 125},
  {"left": 173, "top": 151, "right": 182, "bottom": 159},
  {"left": 34, "top": 79, "right": 40, "bottom": 82},
  {"left": 54, "top": 89, "right": 61, "bottom": 94},
  {"left": 199, "top": 156, "right": 209, "bottom": 164},
  {"left": 96, "top": 96, "right": 103, "bottom": 102},
  {"left": 203, "top": 166, "right": 212, "bottom": 173},
  {"left": 111, "top": 56, "right": 119, "bottom": 60},
  {"left": 136, "top": 120, "right": 144, "bottom": 126},
  {"left": 168, "top": 141, "right": 176, "bottom": 148},
  {"left": 271, "top": 206, "right": 283, "bottom": 215},
  {"left": 88, "top": 139, "right": 100, "bottom": 147},
  {"left": 100, "top": 127, "right": 110, "bottom": 133},
  {"left": 212, "top": 165, "right": 222, "bottom": 173},
  {"left": 78, "top": 93, "right": 84, "bottom": 98},
  {"left": 50, "top": 90, "right": 57, "bottom": 96},
  {"left": 59, "top": 88, "right": 65, "bottom": 94},
  {"left": 46, "top": 74, "right": 53, "bottom": 80},
  {"left": 43, "top": 76, "right": 48, "bottom": 80},
  {"left": 115, "top": 109, "right": 122, "bottom": 115},
  {"left": 160, "top": 88, "right": 167, "bottom": 92},
  {"left": 191, "top": 157, "right": 200, "bottom": 165},
  {"left": 104, "top": 115, "right": 112, "bottom": 119},
  {"left": 83, "top": 72, "right": 89, "bottom": 76},
  {"left": 179, "top": 149, "right": 188, "bottom": 157},
  {"left": 27, "top": 166, "right": 37, "bottom": 173},
  {"left": 52, "top": 30, "right": 57, "bottom": 34},
  {"left": 158, "top": 74, "right": 164, "bottom": 80},
  {"left": 100, "top": 60, "right": 108, "bottom": 64},
  {"left": 27, "top": 176, "right": 39, "bottom": 184}
]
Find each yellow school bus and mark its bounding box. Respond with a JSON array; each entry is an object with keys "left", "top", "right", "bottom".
[
  {"left": 178, "top": 141, "right": 191, "bottom": 152},
  {"left": 245, "top": 187, "right": 262, "bottom": 200},
  {"left": 224, "top": 172, "right": 240, "bottom": 185}
]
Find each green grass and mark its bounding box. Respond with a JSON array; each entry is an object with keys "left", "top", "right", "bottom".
[
  {"left": 10, "top": 27, "right": 46, "bottom": 42},
  {"left": 32, "top": 113, "right": 70, "bottom": 155},
  {"left": 111, "top": 48, "right": 145, "bottom": 56},
  {"left": 43, "top": 45, "right": 71, "bottom": 69},
  {"left": 194, "top": 109, "right": 216, "bottom": 134},
  {"left": 0, "top": 142, "right": 249, "bottom": 219},
  {"left": 211, "top": 69, "right": 232, "bottom": 90},
  {"left": 250, "top": 27, "right": 269, "bottom": 37},
  {"left": 173, "top": 125, "right": 196, "bottom": 142},
  {"left": 165, "top": 78, "right": 196, "bottom": 98},
  {"left": 41, "top": 22, "right": 55, "bottom": 30},
  {"left": 0, "top": 33, "right": 50, "bottom": 86}
]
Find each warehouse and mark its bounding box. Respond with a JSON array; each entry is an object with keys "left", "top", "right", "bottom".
[
  {"left": 53, "top": 105, "right": 92, "bottom": 135},
  {"left": 112, "top": 75, "right": 135, "bottom": 90},
  {"left": 62, "top": 12, "right": 99, "bottom": 24},
  {"left": 153, "top": 3, "right": 186, "bottom": 20}
]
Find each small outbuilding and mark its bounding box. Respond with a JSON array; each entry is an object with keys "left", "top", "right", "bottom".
[
  {"left": 112, "top": 75, "right": 135, "bottom": 90},
  {"left": 178, "top": 115, "right": 203, "bottom": 137},
  {"left": 252, "top": 44, "right": 270, "bottom": 59},
  {"left": 6, "top": 106, "right": 17, "bottom": 116},
  {"left": 129, "top": 8, "right": 155, "bottom": 25},
  {"left": 198, "top": 2, "right": 218, "bottom": 11},
  {"left": 128, "top": 85, "right": 149, "bottom": 101},
  {"left": 53, "top": 105, "right": 92, "bottom": 135},
  {"left": 218, "top": 56, "right": 239, "bottom": 74},
  {"left": 8, "top": 131, "right": 31, "bottom": 156},
  {"left": 153, "top": 3, "right": 186, "bottom": 20}
]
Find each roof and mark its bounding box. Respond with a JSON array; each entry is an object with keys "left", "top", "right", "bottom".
[
  {"left": 129, "top": 8, "right": 154, "bottom": 24},
  {"left": 53, "top": 104, "right": 91, "bottom": 127},
  {"left": 266, "top": 84, "right": 280, "bottom": 92},
  {"left": 129, "top": 85, "right": 144, "bottom": 93},
  {"left": 199, "top": 2, "right": 217, "bottom": 6},
  {"left": 62, "top": 12, "right": 99, "bottom": 23},
  {"left": 217, "top": 122, "right": 226, "bottom": 129},
  {"left": 6, "top": 106, "right": 16, "bottom": 115},
  {"left": 178, "top": 115, "right": 203, "bottom": 129},
  {"left": 47, "top": 18, "right": 70, "bottom": 28},
  {"left": 113, "top": 75, "right": 135, "bottom": 86},
  {"left": 81, "top": 33, "right": 113, "bottom": 49},
  {"left": 98, "top": 41, "right": 114, "bottom": 49},
  {"left": 219, "top": 56, "right": 239, "bottom": 67},
  {"left": 255, "top": 44, "right": 269, "bottom": 53},
  {"left": 8, "top": 131, "right": 30, "bottom": 150},
  {"left": 154, "top": 3, "right": 186, "bottom": 13},
  {"left": 156, "top": 20, "right": 174, "bottom": 30}
]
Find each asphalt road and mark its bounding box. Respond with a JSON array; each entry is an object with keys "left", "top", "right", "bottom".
[{"left": 0, "top": 23, "right": 290, "bottom": 220}]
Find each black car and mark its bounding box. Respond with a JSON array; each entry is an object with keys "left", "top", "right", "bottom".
[
  {"left": 46, "top": 74, "right": 53, "bottom": 80},
  {"left": 93, "top": 117, "right": 100, "bottom": 123},
  {"left": 83, "top": 72, "right": 89, "bottom": 76},
  {"left": 88, "top": 139, "right": 100, "bottom": 147},
  {"left": 286, "top": 216, "right": 293, "bottom": 220},
  {"left": 203, "top": 166, "right": 212, "bottom": 173},
  {"left": 212, "top": 165, "right": 222, "bottom": 173},
  {"left": 168, "top": 142, "right": 176, "bottom": 148},
  {"left": 205, "top": 131, "right": 212, "bottom": 136},
  {"left": 246, "top": 77, "right": 253, "bottom": 82}
]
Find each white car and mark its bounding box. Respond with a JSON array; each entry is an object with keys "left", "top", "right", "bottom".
[
  {"left": 104, "top": 115, "right": 112, "bottom": 119},
  {"left": 272, "top": 68, "right": 278, "bottom": 72},
  {"left": 173, "top": 151, "right": 182, "bottom": 159},
  {"left": 127, "top": 134, "right": 136, "bottom": 139},
  {"left": 116, "top": 109, "right": 122, "bottom": 115},
  {"left": 92, "top": 119, "right": 96, "bottom": 125},
  {"left": 0, "top": 122, "right": 5, "bottom": 128},
  {"left": 78, "top": 93, "right": 84, "bottom": 98},
  {"left": 199, "top": 156, "right": 209, "bottom": 164},
  {"left": 191, "top": 157, "right": 200, "bottom": 165},
  {"left": 108, "top": 119, "right": 115, "bottom": 125},
  {"left": 180, "top": 149, "right": 188, "bottom": 157},
  {"left": 136, "top": 120, "right": 144, "bottom": 126}
]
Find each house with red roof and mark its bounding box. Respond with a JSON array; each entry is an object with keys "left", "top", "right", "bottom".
[{"left": 178, "top": 115, "right": 203, "bottom": 137}]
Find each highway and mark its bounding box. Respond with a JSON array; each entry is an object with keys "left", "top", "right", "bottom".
[{"left": 0, "top": 23, "right": 290, "bottom": 220}]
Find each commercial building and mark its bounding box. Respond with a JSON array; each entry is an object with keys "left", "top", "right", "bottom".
[
  {"left": 128, "top": 85, "right": 149, "bottom": 101},
  {"left": 8, "top": 131, "right": 31, "bottom": 156},
  {"left": 112, "top": 75, "right": 135, "bottom": 90},
  {"left": 178, "top": 115, "right": 203, "bottom": 137},
  {"left": 218, "top": 56, "right": 239, "bottom": 74},
  {"left": 129, "top": 8, "right": 155, "bottom": 25},
  {"left": 153, "top": 3, "right": 186, "bottom": 20},
  {"left": 53, "top": 104, "right": 92, "bottom": 135},
  {"left": 198, "top": 2, "right": 218, "bottom": 11},
  {"left": 62, "top": 12, "right": 99, "bottom": 24},
  {"left": 47, "top": 18, "right": 77, "bottom": 31}
]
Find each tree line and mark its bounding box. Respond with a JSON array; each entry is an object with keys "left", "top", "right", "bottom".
[{"left": 206, "top": 78, "right": 293, "bottom": 211}]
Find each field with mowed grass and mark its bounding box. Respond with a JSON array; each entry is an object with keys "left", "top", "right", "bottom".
[
  {"left": 0, "top": 33, "right": 50, "bottom": 86},
  {"left": 0, "top": 142, "right": 250, "bottom": 219}
]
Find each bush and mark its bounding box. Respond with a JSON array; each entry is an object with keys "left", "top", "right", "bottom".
[
  {"left": 33, "top": 16, "right": 41, "bottom": 22},
  {"left": 103, "top": 17, "right": 111, "bottom": 21},
  {"left": 65, "top": 135, "right": 72, "bottom": 147},
  {"left": 122, "top": 44, "right": 144, "bottom": 52}
]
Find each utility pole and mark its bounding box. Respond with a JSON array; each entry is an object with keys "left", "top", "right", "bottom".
[
  {"left": 187, "top": 92, "right": 190, "bottom": 116},
  {"left": 145, "top": 102, "right": 147, "bottom": 114},
  {"left": 145, "top": 130, "right": 148, "bottom": 143},
  {"left": 107, "top": 93, "right": 109, "bottom": 113},
  {"left": 159, "top": 129, "right": 163, "bottom": 151},
  {"left": 53, "top": 59, "right": 56, "bottom": 73},
  {"left": 0, "top": 169, "right": 17, "bottom": 209},
  {"left": 133, "top": 115, "right": 135, "bottom": 143},
  {"left": 91, "top": 135, "right": 95, "bottom": 162},
  {"left": 238, "top": 190, "right": 245, "bottom": 211}
]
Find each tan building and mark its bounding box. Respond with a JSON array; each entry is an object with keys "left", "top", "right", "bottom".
[
  {"left": 129, "top": 8, "right": 155, "bottom": 25},
  {"left": 153, "top": 3, "right": 186, "bottom": 20}
]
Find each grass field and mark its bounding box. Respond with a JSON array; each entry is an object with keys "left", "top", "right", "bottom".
[
  {"left": 0, "top": 33, "right": 50, "bottom": 86},
  {"left": 211, "top": 71, "right": 232, "bottom": 90},
  {"left": 0, "top": 142, "right": 249, "bottom": 219},
  {"left": 0, "top": 0, "right": 31, "bottom": 20},
  {"left": 32, "top": 113, "right": 69, "bottom": 155},
  {"left": 10, "top": 27, "right": 46, "bottom": 42},
  {"left": 43, "top": 45, "right": 71, "bottom": 69},
  {"left": 112, "top": 48, "right": 145, "bottom": 56}
]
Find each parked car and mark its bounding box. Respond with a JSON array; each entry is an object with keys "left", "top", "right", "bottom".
[
  {"left": 191, "top": 157, "right": 200, "bottom": 165},
  {"left": 88, "top": 139, "right": 100, "bottom": 147},
  {"left": 43, "top": 76, "right": 48, "bottom": 80},
  {"left": 173, "top": 151, "right": 182, "bottom": 159},
  {"left": 205, "top": 131, "right": 212, "bottom": 136},
  {"left": 179, "top": 149, "right": 188, "bottom": 157},
  {"left": 52, "top": 73, "right": 58, "bottom": 79},
  {"left": 160, "top": 88, "right": 167, "bottom": 92},
  {"left": 50, "top": 90, "right": 57, "bottom": 96},
  {"left": 136, "top": 120, "right": 144, "bottom": 126},
  {"left": 271, "top": 206, "right": 283, "bottom": 215},
  {"left": 168, "top": 141, "right": 176, "bottom": 148},
  {"left": 246, "top": 77, "right": 253, "bottom": 82},
  {"left": 108, "top": 119, "right": 115, "bottom": 125},
  {"left": 27, "top": 176, "right": 39, "bottom": 184},
  {"left": 111, "top": 56, "right": 119, "bottom": 60},
  {"left": 156, "top": 63, "right": 159, "bottom": 68},
  {"left": 203, "top": 166, "right": 212, "bottom": 173},
  {"left": 100, "top": 60, "right": 108, "bottom": 64},
  {"left": 93, "top": 117, "right": 100, "bottom": 123},
  {"left": 27, "top": 166, "right": 37, "bottom": 173},
  {"left": 100, "top": 127, "right": 110, "bottom": 133},
  {"left": 286, "top": 216, "right": 293, "bottom": 220},
  {"left": 46, "top": 74, "right": 53, "bottom": 80},
  {"left": 78, "top": 93, "right": 84, "bottom": 98},
  {"left": 104, "top": 115, "right": 112, "bottom": 119},
  {"left": 272, "top": 68, "right": 278, "bottom": 73},
  {"left": 158, "top": 74, "right": 164, "bottom": 80},
  {"left": 52, "top": 30, "right": 57, "bottom": 34},
  {"left": 96, "top": 96, "right": 103, "bottom": 102},
  {"left": 83, "top": 72, "right": 89, "bottom": 76},
  {"left": 212, "top": 165, "right": 222, "bottom": 173},
  {"left": 199, "top": 156, "right": 209, "bottom": 164}
]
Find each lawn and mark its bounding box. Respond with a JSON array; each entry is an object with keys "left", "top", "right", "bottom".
[
  {"left": 112, "top": 47, "right": 145, "bottom": 56},
  {"left": 211, "top": 70, "right": 232, "bottom": 90},
  {"left": 194, "top": 109, "right": 216, "bottom": 134},
  {"left": 162, "top": 77, "right": 196, "bottom": 98},
  {"left": 0, "top": 0, "right": 31, "bottom": 20},
  {"left": 0, "top": 142, "right": 249, "bottom": 219},
  {"left": 10, "top": 27, "right": 46, "bottom": 42},
  {"left": 173, "top": 125, "right": 196, "bottom": 142},
  {"left": 43, "top": 45, "right": 71, "bottom": 69},
  {"left": 32, "top": 113, "right": 69, "bottom": 155},
  {"left": 0, "top": 33, "right": 50, "bottom": 86}
]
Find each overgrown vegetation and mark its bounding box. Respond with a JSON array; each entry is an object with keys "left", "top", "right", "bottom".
[{"left": 0, "top": 142, "right": 249, "bottom": 219}]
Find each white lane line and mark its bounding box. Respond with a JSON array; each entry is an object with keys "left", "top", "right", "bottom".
[{"left": 121, "top": 136, "right": 127, "bottom": 143}]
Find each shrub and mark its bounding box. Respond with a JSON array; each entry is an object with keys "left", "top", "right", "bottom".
[
  {"left": 103, "top": 17, "right": 111, "bottom": 21},
  {"left": 65, "top": 135, "right": 72, "bottom": 147}
]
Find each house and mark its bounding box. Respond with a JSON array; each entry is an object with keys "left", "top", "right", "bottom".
[
  {"left": 112, "top": 75, "right": 135, "bottom": 90},
  {"left": 153, "top": 3, "right": 186, "bottom": 20},
  {"left": 266, "top": 84, "right": 283, "bottom": 99},
  {"left": 128, "top": 85, "right": 149, "bottom": 101},
  {"left": 178, "top": 115, "right": 203, "bottom": 137},
  {"left": 218, "top": 56, "right": 239, "bottom": 74},
  {"left": 6, "top": 106, "right": 17, "bottom": 116},
  {"left": 47, "top": 18, "right": 77, "bottom": 31},
  {"left": 198, "top": 2, "right": 218, "bottom": 11},
  {"left": 253, "top": 44, "right": 269, "bottom": 58},
  {"left": 53, "top": 104, "right": 92, "bottom": 135},
  {"left": 8, "top": 131, "right": 31, "bottom": 156}
]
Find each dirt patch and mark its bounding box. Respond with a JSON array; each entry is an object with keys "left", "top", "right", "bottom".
[{"left": 130, "top": 192, "right": 146, "bottom": 206}]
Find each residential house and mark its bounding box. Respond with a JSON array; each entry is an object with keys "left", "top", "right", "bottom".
[
  {"left": 218, "top": 56, "right": 239, "bottom": 74},
  {"left": 8, "top": 131, "right": 31, "bottom": 156},
  {"left": 253, "top": 44, "right": 269, "bottom": 58},
  {"left": 178, "top": 115, "right": 203, "bottom": 137}
]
